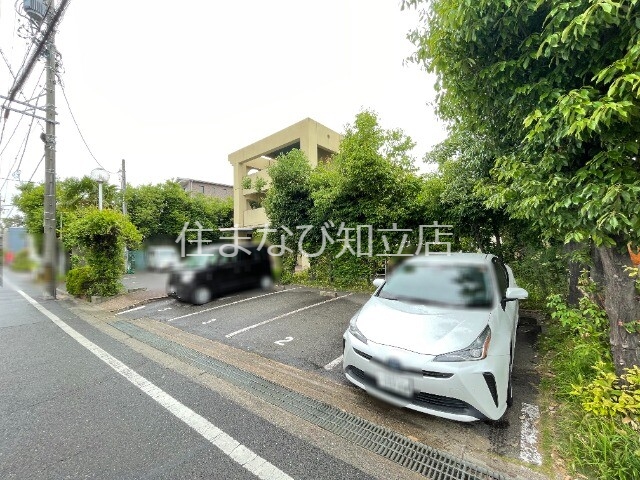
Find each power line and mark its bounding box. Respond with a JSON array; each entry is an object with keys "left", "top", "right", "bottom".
[
  {"left": 6, "top": 0, "right": 54, "bottom": 90},
  {"left": 26, "top": 153, "right": 45, "bottom": 183},
  {"left": 4, "top": 0, "right": 70, "bottom": 110},
  {"left": 0, "top": 65, "right": 45, "bottom": 154},
  {"left": 0, "top": 92, "right": 40, "bottom": 194},
  {"left": 0, "top": 47, "right": 17, "bottom": 79},
  {"left": 60, "top": 82, "right": 107, "bottom": 170}
]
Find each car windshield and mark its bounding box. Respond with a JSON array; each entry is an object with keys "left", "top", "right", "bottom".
[
  {"left": 182, "top": 251, "right": 219, "bottom": 268},
  {"left": 377, "top": 263, "right": 494, "bottom": 308}
]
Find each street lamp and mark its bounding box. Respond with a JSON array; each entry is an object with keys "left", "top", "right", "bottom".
[{"left": 90, "top": 167, "right": 110, "bottom": 210}]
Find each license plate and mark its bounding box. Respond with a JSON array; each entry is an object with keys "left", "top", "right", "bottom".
[{"left": 377, "top": 372, "right": 413, "bottom": 397}]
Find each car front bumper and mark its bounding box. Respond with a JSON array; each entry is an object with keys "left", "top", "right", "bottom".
[{"left": 342, "top": 331, "right": 509, "bottom": 422}]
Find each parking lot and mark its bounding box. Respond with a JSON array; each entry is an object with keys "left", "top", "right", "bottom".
[{"left": 114, "top": 283, "right": 543, "bottom": 466}]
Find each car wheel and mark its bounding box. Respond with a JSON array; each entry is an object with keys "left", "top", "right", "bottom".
[
  {"left": 192, "top": 286, "right": 211, "bottom": 305},
  {"left": 259, "top": 275, "right": 274, "bottom": 289}
]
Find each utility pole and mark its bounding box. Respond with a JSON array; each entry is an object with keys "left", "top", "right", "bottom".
[{"left": 42, "top": 0, "right": 57, "bottom": 298}]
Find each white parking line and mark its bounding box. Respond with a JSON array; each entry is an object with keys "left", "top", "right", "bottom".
[
  {"left": 519, "top": 402, "right": 542, "bottom": 465},
  {"left": 13, "top": 287, "right": 294, "bottom": 480},
  {"left": 115, "top": 305, "right": 146, "bottom": 316},
  {"left": 225, "top": 294, "right": 353, "bottom": 339},
  {"left": 168, "top": 288, "right": 300, "bottom": 322},
  {"left": 323, "top": 355, "right": 343, "bottom": 371},
  {"left": 202, "top": 319, "right": 217, "bottom": 325}
]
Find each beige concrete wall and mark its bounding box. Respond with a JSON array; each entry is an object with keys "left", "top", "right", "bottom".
[
  {"left": 228, "top": 118, "right": 341, "bottom": 228},
  {"left": 243, "top": 207, "right": 268, "bottom": 228}
]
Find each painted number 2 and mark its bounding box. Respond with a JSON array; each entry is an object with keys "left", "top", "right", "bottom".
[{"left": 274, "top": 337, "right": 293, "bottom": 346}]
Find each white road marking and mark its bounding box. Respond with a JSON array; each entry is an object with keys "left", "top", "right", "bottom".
[
  {"left": 323, "top": 355, "right": 343, "bottom": 371},
  {"left": 13, "top": 287, "right": 294, "bottom": 480},
  {"left": 519, "top": 402, "right": 542, "bottom": 465},
  {"left": 226, "top": 294, "right": 353, "bottom": 338},
  {"left": 274, "top": 337, "right": 293, "bottom": 346},
  {"left": 158, "top": 308, "right": 172, "bottom": 312},
  {"left": 114, "top": 305, "right": 146, "bottom": 316},
  {"left": 168, "top": 288, "right": 300, "bottom": 322},
  {"left": 202, "top": 319, "right": 217, "bottom": 325}
]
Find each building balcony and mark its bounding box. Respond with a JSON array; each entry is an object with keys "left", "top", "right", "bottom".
[{"left": 243, "top": 207, "right": 267, "bottom": 228}]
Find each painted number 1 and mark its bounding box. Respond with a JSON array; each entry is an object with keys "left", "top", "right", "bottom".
[{"left": 274, "top": 337, "right": 293, "bottom": 346}]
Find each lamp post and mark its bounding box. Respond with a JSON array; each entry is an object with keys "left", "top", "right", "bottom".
[{"left": 90, "top": 168, "right": 110, "bottom": 210}]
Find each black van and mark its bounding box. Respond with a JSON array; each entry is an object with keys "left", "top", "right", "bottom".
[{"left": 167, "top": 244, "right": 274, "bottom": 305}]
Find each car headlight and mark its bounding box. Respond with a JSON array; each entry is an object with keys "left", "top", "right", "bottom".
[
  {"left": 348, "top": 313, "right": 368, "bottom": 344},
  {"left": 181, "top": 271, "right": 195, "bottom": 283},
  {"left": 434, "top": 326, "right": 491, "bottom": 362}
]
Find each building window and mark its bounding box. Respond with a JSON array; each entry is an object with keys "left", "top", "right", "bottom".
[{"left": 201, "top": 185, "right": 205, "bottom": 194}]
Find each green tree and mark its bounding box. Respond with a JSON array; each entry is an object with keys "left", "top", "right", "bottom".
[
  {"left": 58, "top": 176, "right": 118, "bottom": 211},
  {"left": 13, "top": 182, "right": 45, "bottom": 253},
  {"left": 263, "top": 149, "right": 314, "bottom": 280},
  {"left": 13, "top": 176, "right": 120, "bottom": 254},
  {"left": 125, "top": 181, "right": 190, "bottom": 241},
  {"left": 307, "top": 110, "right": 424, "bottom": 285},
  {"left": 125, "top": 180, "right": 233, "bottom": 244},
  {"left": 63, "top": 208, "right": 142, "bottom": 296},
  {"left": 403, "top": 0, "right": 640, "bottom": 372}
]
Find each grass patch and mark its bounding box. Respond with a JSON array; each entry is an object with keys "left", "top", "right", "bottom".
[{"left": 538, "top": 294, "right": 640, "bottom": 480}]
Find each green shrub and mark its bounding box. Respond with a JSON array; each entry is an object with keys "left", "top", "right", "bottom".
[
  {"left": 541, "top": 285, "right": 640, "bottom": 479},
  {"left": 66, "top": 266, "right": 95, "bottom": 296},
  {"left": 63, "top": 208, "right": 141, "bottom": 298},
  {"left": 254, "top": 176, "right": 267, "bottom": 193},
  {"left": 509, "top": 245, "right": 566, "bottom": 310},
  {"left": 571, "top": 363, "right": 640, "bottom": 421},
  {"left": 9, "top": 249, "right": 36, "bottom": 272}
]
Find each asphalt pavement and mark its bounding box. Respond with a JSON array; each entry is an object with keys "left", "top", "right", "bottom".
[
  {"left": 1, "top": 268, "right": 550, "bottom": 480},
  {"left": 0, "top": 271, "right": 389, "bottom": 480}
]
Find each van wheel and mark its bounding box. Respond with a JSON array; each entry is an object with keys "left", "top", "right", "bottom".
[
  {"left": 259, "top": 276, "right": 274, "bottom": 289},
  {"left": 192, "top": 287, "right": 211, "bottom": 305}
]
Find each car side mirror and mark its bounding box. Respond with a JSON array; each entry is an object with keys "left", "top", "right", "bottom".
[
  {"left": 505, "top": 287, "right": 528, "bottom": 301},
  {"left": 500, "top": 287, "right": 529, "bottom": 310},
  {"left": 501, "top": 287, "right": 528, "bottom": 310},
  {"left": 372, "top": 278, "right": 385, "bottom": 289}
]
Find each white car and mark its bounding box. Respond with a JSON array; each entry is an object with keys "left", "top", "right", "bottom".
[
  {"left": 147, "top": 246, "right": 181, "bottom": 272},
  {"left": 343, "top": 253, "right": 528, "bottom": 422}
]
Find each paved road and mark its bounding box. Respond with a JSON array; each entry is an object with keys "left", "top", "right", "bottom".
[
  {"left": 0, "top": 271, "right": 390, "bottom": 480},
  {"left": 113, "top": 280, "right": 544, "bottom": 469},
  {"left": 2, "top": 270, "right": 546, "bottom": 480}
]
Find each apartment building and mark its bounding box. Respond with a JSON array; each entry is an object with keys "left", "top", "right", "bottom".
[
  {"left": 177, "top": 178, "right": 233, "bottom": 199},
  {"left": 228, "top": 118, "right": 341, "bottom": 228}
]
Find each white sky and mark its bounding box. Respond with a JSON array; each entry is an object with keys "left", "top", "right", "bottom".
[{"left": 0, "top": 0, "right": 447, "bottom": 216}]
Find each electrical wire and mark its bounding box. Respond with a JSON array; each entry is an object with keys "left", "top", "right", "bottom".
[
  {"left": 0, "top": 47, "right": 17, "bottom": 79},
  {"left": 8, "top": 0, "right": 54, "bottom": 93},
  {"left": 0, "top": 92, "right": 41, "bottom": 194},
  {"left": 0, "top": 66, "right": 45, "bottom": 156},
  {"left": 60, "top": 82, "right": 109, "bottom": 171},
  {"left": 25, "top": 153, "right": 45, "bottom": 183}
]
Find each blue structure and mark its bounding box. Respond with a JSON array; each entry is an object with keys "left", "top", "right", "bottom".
[
  {"left": 6, "top": 227, "right": 28, "bottom": 253},
  {"left": 23, "top": 0, "right": 49, "bottom": 23}
]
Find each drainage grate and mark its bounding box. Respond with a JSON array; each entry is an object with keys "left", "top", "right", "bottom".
[{"left": 113, "top": 321, "right": 507, "bottom": 480}]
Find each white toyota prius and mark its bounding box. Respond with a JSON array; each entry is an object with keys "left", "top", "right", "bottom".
[{"left": 343, "top": 253, "right": 528, "bottom": 422}]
